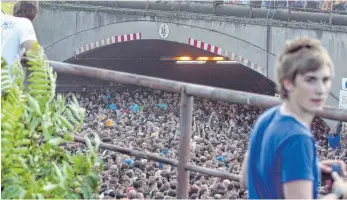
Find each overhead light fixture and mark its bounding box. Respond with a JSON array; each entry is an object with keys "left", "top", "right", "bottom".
[
  {"left": 212, "top": 57, "right": 225, "bottom": 61},
  {"left": 161, "top": 56, "right": 226, "bottom": 61},
  {"left": 216, "top": 61, "right": 238, "bottom": 64},
  {"left": 176, "top": 61, "right": 207, "bottom": 64},
  {"left": 196, "top": 57, "right": 209, "bottom": 61},
  {"left": 176, "top": 56, "right": 192, "bottom": 61},
  {"left": 160, "top": 56, "right": 192, "bottom": 61},
  {"left": 196, "top": 57, "right": 225, "bottom": 61}
]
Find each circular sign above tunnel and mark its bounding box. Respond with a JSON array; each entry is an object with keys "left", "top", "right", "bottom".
[{"left": 159, "top": 24, "right": 170, "bottom": 39}]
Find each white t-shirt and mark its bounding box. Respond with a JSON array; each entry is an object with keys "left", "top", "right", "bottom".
[{"left": 1, "top": 13, "right": 37, "bottom": 67}]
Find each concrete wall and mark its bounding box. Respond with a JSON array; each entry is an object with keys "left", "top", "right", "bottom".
[{"left": 33, "top": 3, "right": 347, "bottom": 126}]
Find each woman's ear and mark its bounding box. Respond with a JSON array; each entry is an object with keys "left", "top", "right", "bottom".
[{"left": 282, "top": 79, "right": 294, "bottom": 93}]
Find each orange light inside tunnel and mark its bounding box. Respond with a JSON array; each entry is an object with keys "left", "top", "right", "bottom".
[
  {"left": 176, "top": 56, "right": 192, "bottom": 61},
  {"left": 196, "top": 57, "right": 225, "bottom": 61},
  {"left": 176, "top": 61, "right": 207, "bottom": 64},
  {"left": 212, "top": 57, "right": 225, "bottom": 61},
  {"left": 196, "top": 57, "right": 209, "bottom": 61}
]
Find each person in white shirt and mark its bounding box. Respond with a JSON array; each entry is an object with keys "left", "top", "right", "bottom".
[{"left": 1, "top": 1, "right": 38, "bottom": 68}]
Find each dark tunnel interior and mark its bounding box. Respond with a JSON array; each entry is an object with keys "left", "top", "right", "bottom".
[{"left": 59, "top": 40, "right": 276, "bottom": 95}]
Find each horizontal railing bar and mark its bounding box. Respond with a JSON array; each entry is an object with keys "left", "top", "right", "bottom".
[
  {"left": 68, "top": 134, "right": 239, "bottom": 181},
  {"left": 48, "top": 60, "right": 347, "bottom": 122},
  {"left": 72, "top": 134, "right": 179, "bottom": 166},
  {"left": 185, "top": 164, "right": 240, "bottom": 181}
]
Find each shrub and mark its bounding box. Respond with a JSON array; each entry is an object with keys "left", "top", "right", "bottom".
[{"left": 1, "top": 43, "right": 103, "bottom": 199}]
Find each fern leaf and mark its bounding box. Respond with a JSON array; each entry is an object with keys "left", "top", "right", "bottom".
[{"left": 25, "top": 45, "right": 55, "bottom": 111}]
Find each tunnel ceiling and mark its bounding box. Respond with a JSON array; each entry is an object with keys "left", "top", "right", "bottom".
[{"left": 64, "top": 40, "right": 275, "bottom": 95}]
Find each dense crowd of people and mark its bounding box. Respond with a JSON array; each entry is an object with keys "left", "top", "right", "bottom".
[{"left": 62, "top": 85, "right": 346, "bottom": 199}]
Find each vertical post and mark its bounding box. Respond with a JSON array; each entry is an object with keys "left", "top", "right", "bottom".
[
  {"left": 213, "top": 0, "right": 216, "bottom": 15},
  {"left": 146, "top": 0, "right": 149, "bottom": 10},
  {"left": 288, "top": 4, "right": 291, "bottom": 22},
  {"left": 249, "top": 3, "right": 253, "bottom": 18},
  {"left": 178, "top": 0, "right": 181, "bottom": 12},
  {"left": 266, "top": 22, "right": 270, "bottom": 78},
  {"left": 329, "top": 0, "right": 333, "bottom": 24},
  {"left": 176, "top": 88, "right": 194, "bottom": 199}
]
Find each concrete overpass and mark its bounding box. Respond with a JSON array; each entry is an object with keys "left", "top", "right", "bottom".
[{"left": 33, "top": 2, "right": 347, "bottom": 127}]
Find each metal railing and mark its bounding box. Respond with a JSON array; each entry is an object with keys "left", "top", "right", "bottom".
[
  {"left": 47, "top": 1, "right": 347, "bottom": 26},
  {"left": 49, "top": 60, "right": 347, "bottom": 199}
]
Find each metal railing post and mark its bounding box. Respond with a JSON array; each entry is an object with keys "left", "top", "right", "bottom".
[
  {"left": 178, "top": 0, "right": 181, "bottom": 12},
  {"left": 212, "top": 0, "right": 216, "bottom": 15},
  {"left": 329, "top": 1, "right": 333, "bottom": 24},
  {"left": 176, "top": 88, "right": 194, "bottom": 199},
  {"left": 249, "top": 3, "right": 253, "bottom": 18}
]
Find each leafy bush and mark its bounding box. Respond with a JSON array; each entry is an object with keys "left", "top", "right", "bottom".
[
  {"left": 1, "top": 2, "right": 15, "bottom": 15},
  {"left": 1, "top": 43, "right": 103, "bottom": 199}
]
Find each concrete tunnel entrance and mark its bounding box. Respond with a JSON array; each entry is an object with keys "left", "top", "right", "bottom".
[{"left": 58, "top": 40, "right": 276, "bottom": 95}]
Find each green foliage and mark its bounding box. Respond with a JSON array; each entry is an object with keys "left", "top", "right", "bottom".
[
  {"left": 1, "top": 2, "right": 15, "bottom": 15},
  {"left": 1, "top": 43, "right": 103, "bottom": 199}
]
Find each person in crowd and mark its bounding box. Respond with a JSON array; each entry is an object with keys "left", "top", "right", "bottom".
[
  {"left": 328, "top": 122, "right": 343, "bottom": 150},
  {"left": 242, "top": 37, "right": 347, "bottom": 199},
  {"left": 1, "top": 1, "right": 38, "bottom": 67}
]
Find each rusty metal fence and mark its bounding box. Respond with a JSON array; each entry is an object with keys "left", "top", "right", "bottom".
[{"left": 49, "top": 60, "right": 347, "bottom": 199}]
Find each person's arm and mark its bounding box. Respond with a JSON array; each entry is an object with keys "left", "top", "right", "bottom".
[
  {"left": 283, "top": 180, "right": 313, "bottom": 199},
  {"left": 319, "top": 159, "right": 347, "bottom": 177},
  {"left": 19, "top": 18, "right": 37, "bottom": 55},
  {"left": 22, "top": 40, "right": 36, "bottom": 53},
  {"left": 240, "top": 151, "right": 248, "bottom": 189},
  {"left": 283, "top": 180, "right": 343, "bottom": 199}
]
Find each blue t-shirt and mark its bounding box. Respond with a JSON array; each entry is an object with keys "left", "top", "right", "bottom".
[{"left": 247, "top": 105, "right": 321, "bottom": 199}]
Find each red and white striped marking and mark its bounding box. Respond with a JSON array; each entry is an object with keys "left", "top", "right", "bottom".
[
  {"left": 76, "top": 32, "right": 142, "bottom": 55},
  {"left": 188, "top": 38, "right": 223, "bottom": 56},
  {"left": 238, "top": 56, "right": 265, "bottom": 75},
  {"left": 188, "top": 38, "right": 266, "bottom": 76}
]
